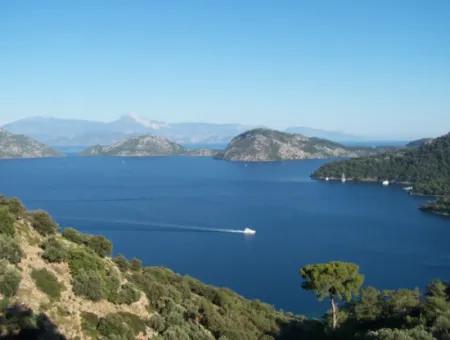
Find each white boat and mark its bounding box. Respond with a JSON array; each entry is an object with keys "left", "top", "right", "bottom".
[
  {"left": 403, "top": 186, "right": 413, "bottom": 191},
  {"left": 325, "top": 177, "right": 330, "bottom": 181},
  {"left": 382, "top": 180, "right": 389, "bottom": 186},
  {"left": 341, "top": 173, "right": 346, "bottom": 183},
  {"left": 243, "top": 227, "right": 256, "bottom": 235}
]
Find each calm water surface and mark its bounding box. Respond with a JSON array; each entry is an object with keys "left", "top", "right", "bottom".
[{"left": 0, "top": 156, "right": 449, "bottom": 315}]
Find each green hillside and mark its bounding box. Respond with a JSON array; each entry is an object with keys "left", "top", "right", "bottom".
[{"left": 313, "top": 133, "right": 450, "bottom": 215}]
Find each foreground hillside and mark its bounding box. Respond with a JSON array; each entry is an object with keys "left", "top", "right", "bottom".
[
  {"left": 0, "top": 195, "right": 449, "bottom": 339},
  {"left": 217, "top": 129, "right": 382, "bottom": 162},
  {"left": 0, "top": 129, "right": 59, "bottom": 159},
  {"left": 0, "top": 196, "right": 306, "bottom": 339},
  {"left": 313, "top": 133, "right": 450, "bottom": 215}
]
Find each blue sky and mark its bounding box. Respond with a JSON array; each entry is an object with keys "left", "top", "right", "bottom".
[{"left": 1, "top": 1, "right": 449, "bottom": 139}]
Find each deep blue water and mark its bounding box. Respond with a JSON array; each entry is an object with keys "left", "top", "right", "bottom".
[{"left": 0, "top": 156, "right": 449, "bottom": 315}]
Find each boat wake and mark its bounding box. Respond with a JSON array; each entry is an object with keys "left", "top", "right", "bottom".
[{"left": 56, "top": 216, "right": 255, "bottom": 235}]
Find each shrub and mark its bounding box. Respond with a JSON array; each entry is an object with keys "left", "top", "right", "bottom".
[
  {"left": 63, "top": 227, "right": 112, "bottom": 257},
  {"left": 67, "top": 248, "right": 120, "bottom": 301},
  {"left": 2, "top": 197, "right": 26, "bottom": 219},
  {"left": 0, "top": 260, "right": 21, "bottom": 297},
  {"left": 110, "top": 283, "right": 141, "bottom": 305},
  {"left": 31, "top": 268, "right": 64, "bottom": 300},
  {"left": 41, "top": 237, "right": 68, "bottom": 263},
  {"left": 81, "top": 311, "right": 99, "bottom": 338},
  {"left": 148, "top": 314, "right": 166, "bottom": 333},
  {"left": 62, "top": 227, "right": 86, "bottom": 244},
  {"left": 29, "top": 210, "right": 58, "bottom": 235},
  {"left": 116, "top": 312, "right": 147, "bottom": 335},
  {"left": 0, "top": 234, "right": 22, "bottom": 264},
  {"left": 86, "top": 235, "right": 112, "bottom": 257},
  {"left": 366, "top": 326, "right": 434, "bottom": 340},
  {"left": 96, "top": 313, "right": 135, "bottom": 340},
  {"left": 72, "top": 270, "right": 104, "bottom": 301},
  {"left": 0, "top": 207, "right": 15, "bottom": 236},
  {"left": 113, "top": 255, "right": 129, "bottom": 272},
  {"left": 130, "top": 258, "right": 142, "bottom": 271}
]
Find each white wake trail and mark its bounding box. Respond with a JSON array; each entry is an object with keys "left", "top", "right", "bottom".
[{"left": 57, "top": 216, "right": 251, "bottom": 234}]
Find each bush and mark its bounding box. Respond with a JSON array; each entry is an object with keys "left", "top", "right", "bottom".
[
  {"left": 67, "top": 248, "right": 120, "bottom": 301},
  {"left": 86, "top": 236, "right": 112, "bottom": 257},
  {"left": 63, "top": 227, "right": 112, "bottom": 257},
  {"left": 110, "top": 283, "right": 141, "bottom": 305},
  {"left": 31, "top": 268, "right": 64, "bottom": 300},
  {"left": 0, "top": 207, "right": 15, "bottom": 236},
  {"left": 148, "top": 314, "right": 166, "bottom": 333},
  {"left": 130, "top": 258, "right": 142, "bottom": 271},
  {"left": 29, "top": 210, "right": 58, "bottom": 235},
  {"left": 62, "top": 227, "right": 86, "bottom": 244},
  {"left": 0, "top": 234, "right": 22, "bottom": 264},
  {"left": 113, "top": 255, "right": 130, "bottom": 272},
  {"left": 72, "top": 270, "right": 104, "bottom": 301},
  {"left": 96, "top": 313, "right": 136, "bottom": 340},
  {"left": 81, "top": 311, "right": 99, "bottom": 338},
  {"left": 41, "top": 237, "right": 68, "bottom": 263},
  {"left": 366, "top": 326, "right": 434, "bottom": 340},
  {"left": 0, "top": 260, "right": 21, "bottom": 297},
  {"left": 0, "top": 197, "right": 26, "bottom": 219}
]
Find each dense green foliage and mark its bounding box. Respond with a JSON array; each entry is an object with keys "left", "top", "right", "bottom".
[
  {"left": 313, "top": 133, "right": 450, "bottom": 215},
  {"left": 31, "top": 268, "right": 64, "bottom": 300},
  {"left": 297, "top": 261, "right": 450, "bottom": 340},
  {"left": 67, "top": 247, "right": 120, "bottom": 302},
  {"left": 319, "top": 280, "right": 450, "bottom": 339},
  {"left": 81, "top": 311, "right": 148, "bottom": 340},
  {"left": 29, "top": 210, "right": 59, "bottom": 235},
  {"left": 0, "top": 207, "right": 15, "bottom": 236},
  {"left": 41, "top": 237, "right": 68, "bottom": 263},
  {"left": 63, "top": 227, "right": 112, "bottom": 257},
  {"left": 0, "top": 260, "right": 21, "bottom": 298},
  {"left": 0, "top": 196, "right": 26, "bottom": 220},
  {"left": 301, "top": 262, "right": 364, "bottom": 329},
  {"left": 0, "top": 234, "right": 22, "bottom": 264},
  {"left": 127, "top": 266, "right": 303, "bottom": 339}
]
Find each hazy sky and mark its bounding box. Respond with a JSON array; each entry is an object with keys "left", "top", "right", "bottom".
[{"left": 1, "top": 1, "right": 449, "bottom": 139}]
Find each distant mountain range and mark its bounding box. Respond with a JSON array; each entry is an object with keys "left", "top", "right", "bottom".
[
  {"left": 2, "top": 114, "right": 250, "bottom": 147},
  {"left": 2, "top": 114, "right": 368, "bottom": 147}
]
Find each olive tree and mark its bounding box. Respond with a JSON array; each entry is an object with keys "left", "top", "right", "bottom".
[{"left": 300, "top": 261, "right": 364, "bottom": 329}]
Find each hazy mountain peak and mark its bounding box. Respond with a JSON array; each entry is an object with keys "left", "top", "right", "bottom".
[{"left": 118, "top": 113, "right": 169, "bottom": 130}]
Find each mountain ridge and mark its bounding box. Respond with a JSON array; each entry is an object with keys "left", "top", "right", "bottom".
[{"left": 217, "top": 128, "right": 382, "bottom": 162}]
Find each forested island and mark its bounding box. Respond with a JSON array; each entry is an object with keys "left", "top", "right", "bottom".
[
  {"left": 0, "top": 194, "right": 449, "bottom": 339},
  {"left": 313, "top": 133, "right": 450, "bottom": 216}
]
